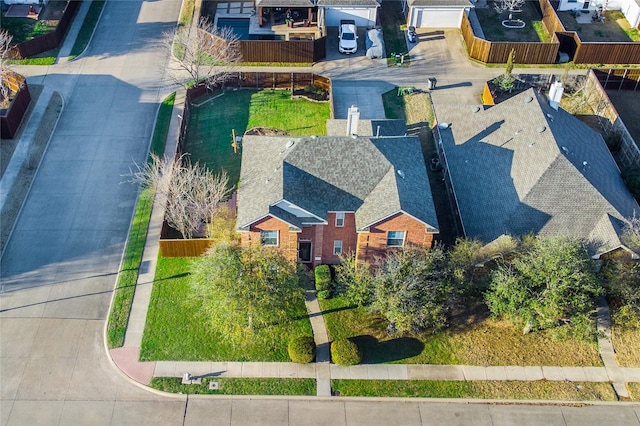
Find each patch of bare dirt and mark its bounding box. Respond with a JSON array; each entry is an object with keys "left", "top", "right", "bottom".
[
  {"left": 244, "top": 126, "right": 288, "bottom": 136},
  {"left": 0, "top": 87, "right": 61, "bottom": 252}
]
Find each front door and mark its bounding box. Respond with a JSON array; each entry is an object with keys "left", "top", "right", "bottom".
[{"left": 299, "top": 241, "right": 312, "bottom": 263}]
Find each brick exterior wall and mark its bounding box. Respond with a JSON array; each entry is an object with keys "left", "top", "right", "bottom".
[
  {"left": 356, "top": 212, "right": 434, "bottom": 264},
  {"left": 241, "top": 215, "right": 299, "bottom": 262},
  {"left": 241, "top": 212, "right": 435, "bottom": 267},
  {"left": 320, "top": 212, "right": 357, "bottom": 266}
]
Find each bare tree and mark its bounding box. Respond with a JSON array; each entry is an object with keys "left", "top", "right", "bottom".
[
  {"left": 129, "top": 154, "right": 231, "bottom": 239},
  {"left": 164, "top": 17, "right": 242, "bottom": 90},
  {"left": 494, "top": 0, "right": 525, "bottom": 13}
]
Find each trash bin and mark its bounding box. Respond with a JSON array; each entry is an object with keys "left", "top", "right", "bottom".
[{"left": 428, "top": 78, "right": 437, "bottom": 90}]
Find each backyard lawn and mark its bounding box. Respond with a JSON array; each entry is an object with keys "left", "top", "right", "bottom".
[
  {"left": 320, "top": 296, "right": 602, "bottom": 366},
  {"left": 557, "top": 10, "right": 640, "bottom": 42},
  {"left": 475, "top": 2, "right": 551, "bottom": 42},
  {"left": 139, "top": 256, "right": 313, "bottom": 361},
  {"left": 183, "top": 89, "right": 330, "bottom": 188}
]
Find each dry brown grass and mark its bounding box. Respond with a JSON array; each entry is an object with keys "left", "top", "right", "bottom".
[
  {"left": 444, "top": 317, "right": 602, "bottom": 367},
  {"left": 612, "top": 325, "right": 640, "bottom": 367},
  {"left": 469, "top": 381, "right": 616, "bottom": 401},
  {"left": 628, "top": 382, "right": 640, "bottom": 401}
]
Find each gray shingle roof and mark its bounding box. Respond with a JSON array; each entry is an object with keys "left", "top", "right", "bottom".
[
  {"left": 434, "top": 88, "right": 639, "bottom": 257},
  {"left": 326, "top": 119, "right": 407, "bottom": 136},
  {"left": 237, "top": 135, "right": 439, "bottom": 233},
  {"left": 408, "top": 0, "right": 473, "bottom": 8}
]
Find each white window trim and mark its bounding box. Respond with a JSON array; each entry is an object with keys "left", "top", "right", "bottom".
[
  {"left": 335, "top": 212, "right": 345, "bottom": 227},
  {"left": 333, "top": 240, "right": 343, "bottom": 255},
  {"left": 386, "top": 231, "right": 406, "bottom": 248},
  {"left": 260, "top": 230, "right": 279, "bottom": 246}
]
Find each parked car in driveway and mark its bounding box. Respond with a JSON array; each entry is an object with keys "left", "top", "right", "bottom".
[{"left": 338, "top": 20, "right": 358, "bottom": 54}]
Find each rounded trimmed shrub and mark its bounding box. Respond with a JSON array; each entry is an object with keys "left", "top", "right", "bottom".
[
  {"left": 288, "top": 336, "right": 316, "bottom": 363},
  {"left": 317, "top": 289, "right": 332, "bottom": 300},
  {"left": 315, "top": 264, "right": 332, "bottom": 291},
  {"left": 331, "top": 338, "right": 362, "bottom": 366}
]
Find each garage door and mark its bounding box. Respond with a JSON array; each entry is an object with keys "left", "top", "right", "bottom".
[
  {"left": 411, "top": 8, "right": 463, "bottom": 28},
  {"left": 325, "top": 7, "right": 376, "bottom": 27}
]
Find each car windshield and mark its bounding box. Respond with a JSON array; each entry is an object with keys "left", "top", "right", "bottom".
[{"left": 342, "top": 32, "right": 355, "bottom": 40}]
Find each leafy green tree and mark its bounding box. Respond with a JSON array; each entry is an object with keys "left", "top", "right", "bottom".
[
  {"left": 190, "top": 243, "right": 305, "bottom": 342},
  {"left": 485, "top": 238, "right": 601, "bottom": 339},
  {"left": 371, "top": 246, "right": 452, "bottom": 333},
  {"left": 334, "top": 252, "right": 375, "bottom": 307}
]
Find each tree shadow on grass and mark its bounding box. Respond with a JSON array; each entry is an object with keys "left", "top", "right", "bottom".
[{"left": 351, "top": 335, "right": 425, "bottom": 364}]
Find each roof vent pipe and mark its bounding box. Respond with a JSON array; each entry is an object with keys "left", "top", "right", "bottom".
[
  {"left": 548, "top": 81, "right": 563, "bottom": 111},
  {"left": 347, "top": 105, "right": 360, "bottom": 136}
]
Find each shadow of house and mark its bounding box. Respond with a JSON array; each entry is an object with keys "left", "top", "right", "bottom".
[{"left": 433, "top": 88, "right": 640, "bottom": 259}]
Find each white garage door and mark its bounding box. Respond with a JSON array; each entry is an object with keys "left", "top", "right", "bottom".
[
  {"left": 411, "top": 8, "right": 463, "bottom": 28},
  {"left": 325, "top": 7, "right": 376, "bottom": 27}
]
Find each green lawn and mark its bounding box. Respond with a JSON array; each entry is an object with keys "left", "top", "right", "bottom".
[
  {"left": 378, "top": 0, "right": 410, "bottom": 66},
  {"left": 320, "top": 296, "right": 602, "bottom": 366},
  {"left": 140, "top": 256, "right": 313, "bottom": 361},
  {"left": 183, "top": 89, "right": 330, "bottom": 188},
  {"left": 150, "top": 377, "right": 316, "bottom": 396},
  {"left": 1, "top": 18, "right": 56, "bottom": 44},
  {"left": 333, "top": 380, "right": 616, "bottom": 400},
  {"left": 69, "top": 0, "right": 106, "bottom": 58}
]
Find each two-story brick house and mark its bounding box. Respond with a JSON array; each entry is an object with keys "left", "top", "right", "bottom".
[{"left": 236, "top": 134, "right": 439, "bottom": 266}]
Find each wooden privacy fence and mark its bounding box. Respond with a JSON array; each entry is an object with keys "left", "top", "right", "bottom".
[
  {"left": 572, "top": 42, "right": 640, "bottom": 65},
  {"left": 461, "top": 9, "right": 559, "bottom": 64},
  {"left": 238, "top": 37, "right": 326, "bottom": 63},
  {"left": 585, "top": 69, "right": 640, "bottom": 168},
  {"left": 0, "top": 73, "right": 31, "bottom": 139},
  {"left": 462, "top": 0, "right": 640, "bottom": 64},
  {"left": 10, "top": 0, "right": 80, "bottom": 59},
  {"left": 593, "top": 68, "right": 640, "bottom": 91},
  {"left": 163, "top": 72, "right": 332, "bottom": 257}
]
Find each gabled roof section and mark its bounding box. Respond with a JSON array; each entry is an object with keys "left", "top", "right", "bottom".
[
  {"left": 408, "top": 0, "right": 474, "bottom": 7},
  {"left": 237, "top": 135, "right": 439, "bottom": 233},
  {"left": 434, "top": 88, "right": 639, "bottom": 257}
]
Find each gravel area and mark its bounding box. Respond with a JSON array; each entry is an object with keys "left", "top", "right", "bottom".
[{"left": 0, "top": 86, "right": 62, "bottom": 252}]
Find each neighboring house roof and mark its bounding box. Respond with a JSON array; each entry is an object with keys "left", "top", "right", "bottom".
[
  {"left": 326, "top": 119, "right": 407, "bottom": 136},
  {"left": 408, "top": 0, "right": 473, "bottom": 8},
  {"left": 434, "top": 88, "right": 639, "bottom": 258},
  {"left": 256, "top": 0, "right": 315, "bottom": 7},
  {"left": 317, "top": 0, "right": 380, "bottom": 6},
  {"left": 237, "top": 135, "right": 439, "bottom": 233}
]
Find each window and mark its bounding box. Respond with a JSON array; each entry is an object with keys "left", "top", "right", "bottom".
[
  {"left": 386, "top": 231, "right": 405, "bottom": 247},
  {"left": 260, "top": 230, "right": 278, "bottom": 246},
  {"left": 333, "top": 240, "right": 343, "bottom": 255},
  {"left": 335, "top": 212, "right": 345, "bottom": 227}
]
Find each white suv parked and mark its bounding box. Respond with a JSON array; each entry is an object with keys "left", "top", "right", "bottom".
[{"left": 338, "top": 20, "right": 358, "bottom": 54}]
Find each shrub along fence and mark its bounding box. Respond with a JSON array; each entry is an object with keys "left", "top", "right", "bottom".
[
  {"left": 0, "top": 72, "right": 31, "bottom": 139},
  {"left": 10, "top": 0, "right": 80, "bottom": 59},
  {"left": 162, "top": 72, "right": 332, "bottom": 257}
]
